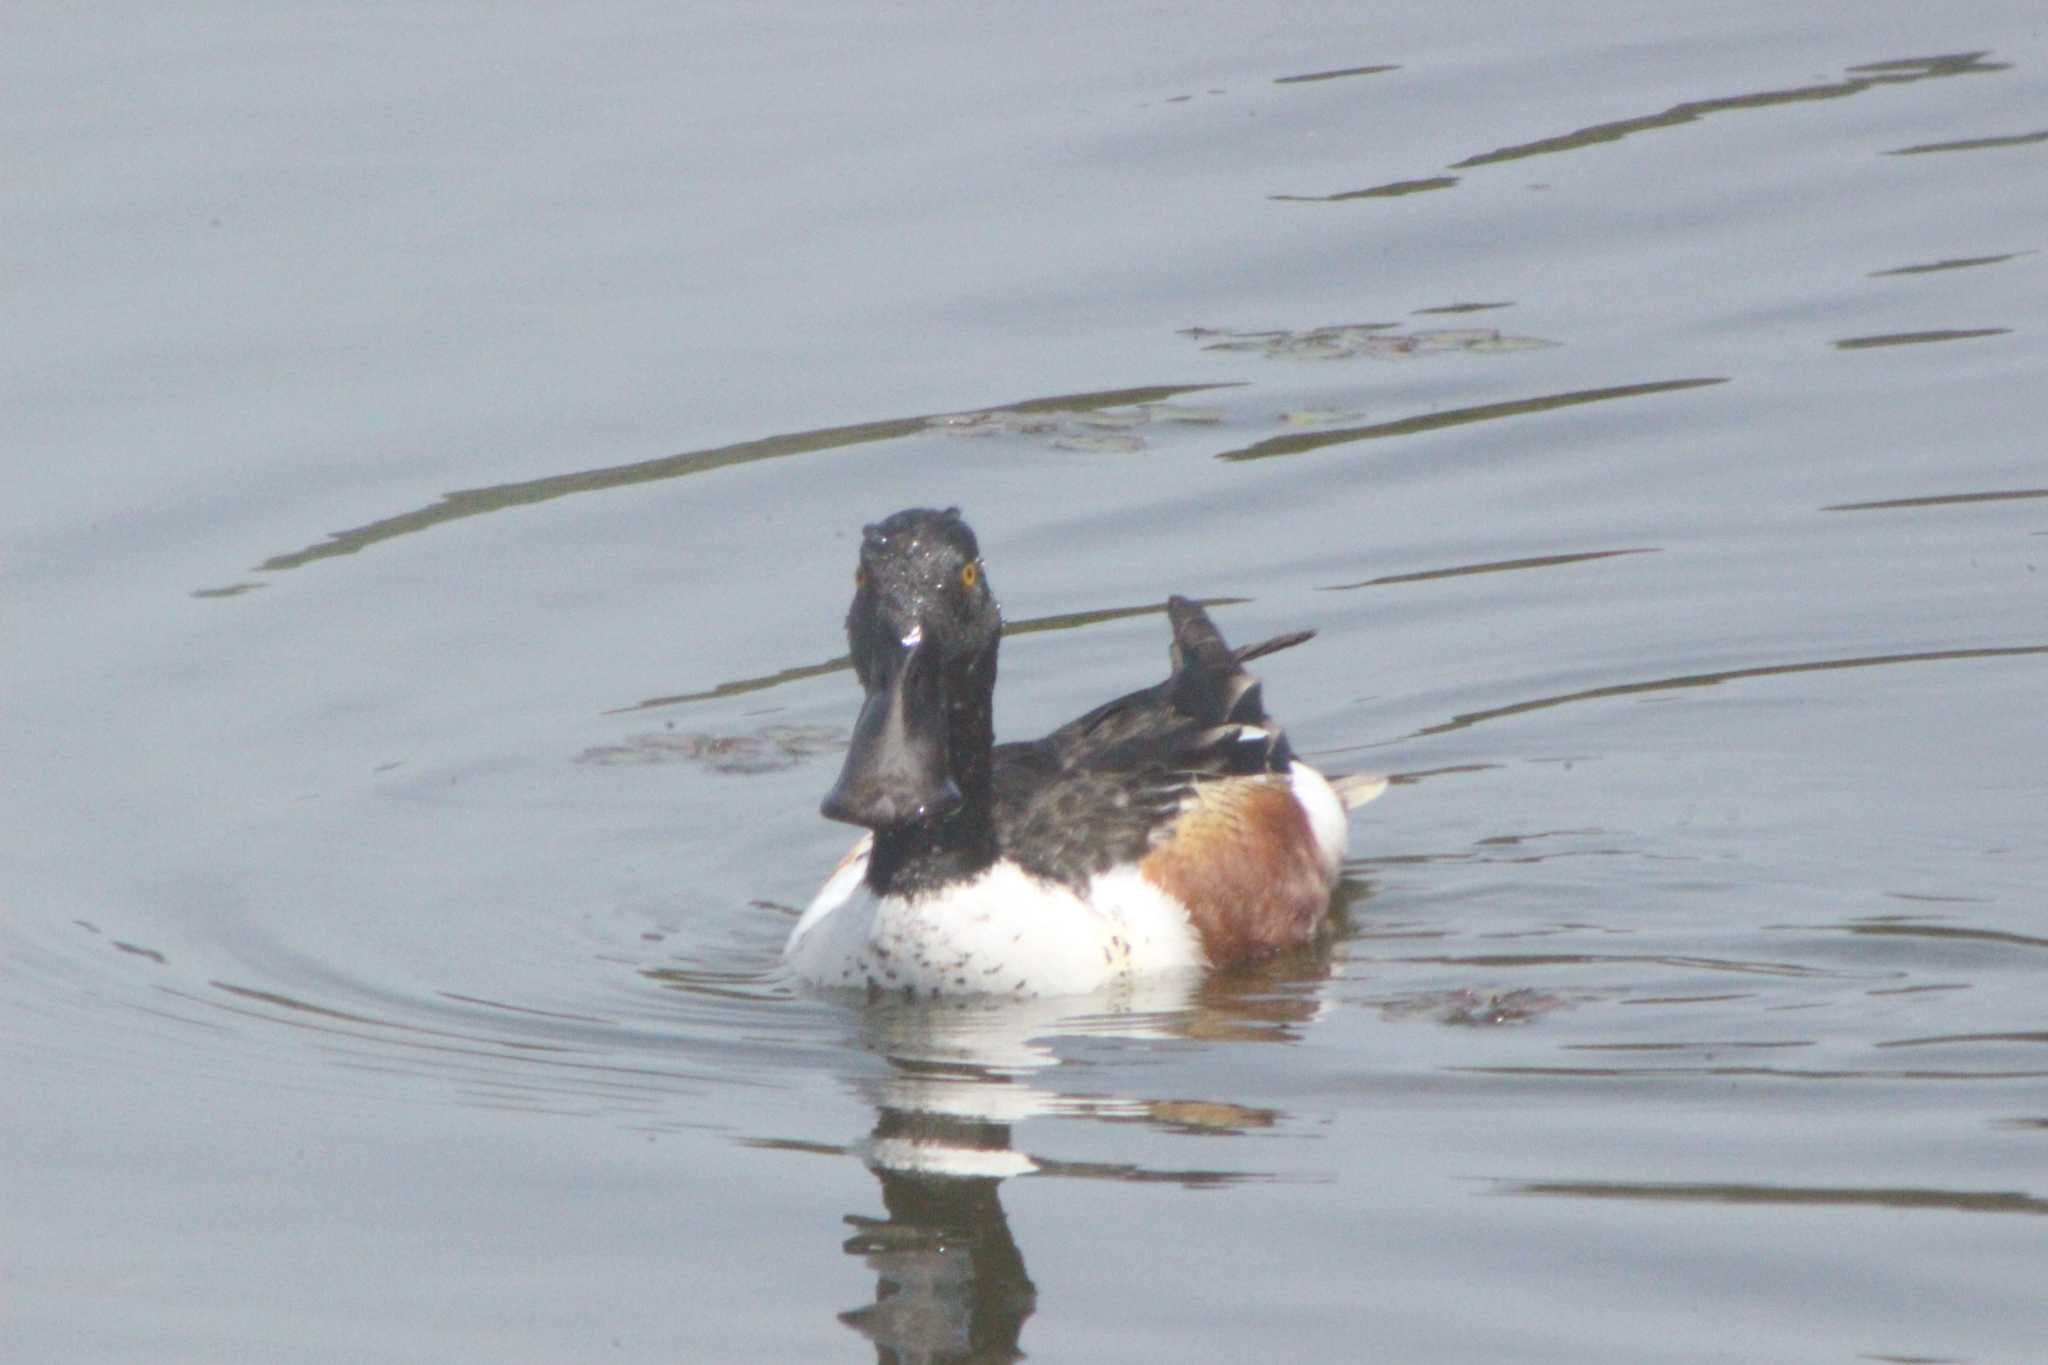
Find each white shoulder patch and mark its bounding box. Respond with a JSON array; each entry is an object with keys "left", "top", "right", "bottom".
[{"left": 1288, "top": 762, "right": 1352, "bottom": 878}]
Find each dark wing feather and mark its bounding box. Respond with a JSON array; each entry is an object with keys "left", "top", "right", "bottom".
[
  {"left": 990, "top": 598, "right": 1312, "bottom": 889},
  {"left": 990, "top": 748, "right": 1190, "bottom": 890},
  {"left": 1038, "top": 597, "right": 1308, "bottom": 770}
]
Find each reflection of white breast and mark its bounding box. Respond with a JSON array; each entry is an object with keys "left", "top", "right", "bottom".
[
  {"left": 848, "top": 981, "right": 1204, "bottom": 1177},
  {"left": 786, "top": 840, "right": 1204, "bottom": 998}
]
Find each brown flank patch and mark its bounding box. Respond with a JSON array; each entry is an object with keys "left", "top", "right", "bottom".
[{"left": 1139, "top": 778, "right": 1332, "bottom": 966}]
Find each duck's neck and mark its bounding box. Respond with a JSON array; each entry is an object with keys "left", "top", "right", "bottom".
[{"left": 867, "top": 645, "right": 998, "bottom": 897}]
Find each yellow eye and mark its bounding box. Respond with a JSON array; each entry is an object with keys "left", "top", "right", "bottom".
[{"left": 960, "top": 561, "right": 979, "bottom": 589}]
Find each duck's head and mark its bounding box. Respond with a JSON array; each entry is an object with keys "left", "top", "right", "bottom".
[{"left": 822, "top": 507, "right": 1001, "bottom": 831}]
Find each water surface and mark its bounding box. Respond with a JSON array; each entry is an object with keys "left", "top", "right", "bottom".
[{"left": 6, "top": 4, "right": 2046, "bottom": 1360}]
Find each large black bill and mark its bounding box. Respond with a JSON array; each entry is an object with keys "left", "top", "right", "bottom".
[{"left": 821, "top": 643, "right": 960, "bottom": 829}]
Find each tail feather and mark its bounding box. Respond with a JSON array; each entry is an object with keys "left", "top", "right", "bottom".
[
  {"left": 1165, "top": 596, "right": 1261, "bottom": 728},
  {"left": 1048, "top": 597, "right": 1354, "bottom": 786},
  {"left": 1232, "top": 628, "right": 1315, "bottom": 665},
  {"left": 1329, "top": 773, "right": 1389, "bottom": 810}
]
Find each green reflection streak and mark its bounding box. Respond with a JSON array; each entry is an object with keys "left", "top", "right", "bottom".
[
  {"left": 1452, "top": 52, "right": 2007, "bottom": 169},
  {"left": 1272, "top": 64, "right": 1400, "bottom": 85},
  {"left": 1869, "top": 251, "right": 2030, "bottom": 277},
  {"left": 1834, "top": 328, "right": 2009, "bottom": 350},
  {"left": 255, "top": 383, "right": 1231, "bottom": 574},
  {"left": 1270, "top": 175, "right": 1458, "bottom": 202},
  {"left": 1273, "top": 52, "right": 2006, "bottom": 204},
  {"left": 1216, "top": 377, "right": 1726, "bottom": 462},
  {"left": 1409, "top": 644, "right": 2048, "bottom": 740},
  {"left": 615, "top": 595, "right": 1250, "bottom": 712},
  {"left": 1850, "top": 925, "right": 2048, "bottom": 953},
  {"left": 1500, "top": 1179, "right": 2048, "bottom": 1216},
  {"left": 1321, "top": 548, "right": 1657, "bottom": 591},
  {"left": 1888, "top": 127, "right": 2048, "bottom": 155},
  {"left": 1824, "top": 488, "right": 2048, "bottom": 512}
]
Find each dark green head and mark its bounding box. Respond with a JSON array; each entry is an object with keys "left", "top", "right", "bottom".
[{"left": 822, "top": 507, "right": 1001, "bottom": 832}]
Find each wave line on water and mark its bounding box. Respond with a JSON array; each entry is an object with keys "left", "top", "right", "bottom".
[
  {"left": 240, "top": 384, "right": 1234, "bottom": 577},
  {"left": 1399, "top": 643, "right": 2048, "bottom": 740},
  {"left": 1494, "top": 1178, "right": 2048, "bottom": 1215},
  {"left": 1215, "top": 378, "right": 1727, "bottom": 461}
]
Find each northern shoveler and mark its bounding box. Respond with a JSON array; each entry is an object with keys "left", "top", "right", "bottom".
[{"left": 784, "top": 507, "right": 1385, "bottom": 998}]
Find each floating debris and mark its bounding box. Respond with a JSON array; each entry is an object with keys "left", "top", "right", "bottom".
[
  {"left": 1139, "top": 402, "right": 1226, "bottom": 423},
  {"left": 1051, "top": 432, "right": 1146, "bottom": 453},
  {"left": 576, "top": 724, "right": 841, "bottom": 774},
  {"left": 927, "top": 398, "right": 1224, "bottom": 452},
  {"left": 925, "top": 409, "right": 1066, "bottom": 437},
  {"left": 1374, "top": 987, "right": 1574, "bottom": 1026},
  {"left": 1189, "top": 323, "right": 1557, "bottom": 360},
  {"left": 1069, "top": 410, "right": 1148, "bottom": 429},
  {"left": 1278, "top": 408, "right": 1368, "bottom": 427}
]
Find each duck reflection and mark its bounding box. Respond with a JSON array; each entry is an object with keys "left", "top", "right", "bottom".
[
  {"left": 838, "top": 1110, "right": 1035, "bottom": 1362},
  {"left": 813, "top": 935, "right": 1346, "bottom": 1363}
]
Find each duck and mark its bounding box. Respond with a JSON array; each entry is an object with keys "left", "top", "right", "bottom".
[{"left": 784, "top": 507, "right": 1386, "bottom": 999}]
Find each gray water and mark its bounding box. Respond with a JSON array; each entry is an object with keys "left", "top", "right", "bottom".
[{"left": 6, "top": 5, "right": 2045, "bottom": 1361}]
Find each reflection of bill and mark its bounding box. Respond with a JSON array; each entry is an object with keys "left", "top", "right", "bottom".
[{"left": 839, "top": 1123, "right": 1036, "bottom": 1360}]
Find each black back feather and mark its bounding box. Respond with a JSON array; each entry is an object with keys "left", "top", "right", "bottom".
[{"left": 989, "top": 598, "right": 1309, "bottom": 890}]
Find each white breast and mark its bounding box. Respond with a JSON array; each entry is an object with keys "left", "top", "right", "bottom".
[{"left": 785, "top": 843, "right": 1205, "bottom": 999}]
